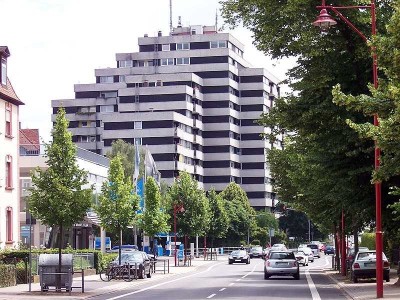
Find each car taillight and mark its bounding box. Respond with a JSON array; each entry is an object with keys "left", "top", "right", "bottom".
[
  {"left": 383, "top": 261, "right": 390, "bottom": 268},
  {"left": 353, "top": 263, "right": 360, "bottom": 269}
]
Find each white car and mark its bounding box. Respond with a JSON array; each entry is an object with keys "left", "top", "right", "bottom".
[
  {"left": 294, "top": 250, "right": 309, "bottom": 266},
  {"left": 298, "top": 247, "right": 314, "bottom": 262},
  {"left": 270, "top": 243, "right": 287, "bottom": 251}
]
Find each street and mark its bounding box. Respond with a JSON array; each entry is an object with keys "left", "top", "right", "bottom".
[{"left": 90, "top": 254, "right": 349, "bottom": 300}]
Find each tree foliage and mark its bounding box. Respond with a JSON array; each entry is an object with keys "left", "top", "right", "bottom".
[
  {"left": 141, "top": 176, "right": 170, "bottom": 237},
  {"left": 29, "top": 107, "right": 92, "bottom": 236},
  {"left": 96, "top": 155, "right": 139, "bottom": 261},
  {"left": 220, "top": 183, "right": 256, "bottom": 243},
  {"left": 207, "top": 188, "right": 229, "bottom": 240},
  {"left": 167, "top": 171, "right": 210, "bottom": 237},
  {"left": 220, "top": 0, "right": 394, "bottom": 234}
]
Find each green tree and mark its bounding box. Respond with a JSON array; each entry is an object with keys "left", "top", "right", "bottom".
[
  {"left": 220, "top": 0, "right": 393, "bottom": 236},
  {"left": 141, "top": 176, "right": 170, "bottom": 240},
  {"left": 220, "top": 183, "right": 256, "bottom": 245},
  {"left": 96, "top": 155, "right": 139, "bottom": 263},
  {"left": 168, "top": 172, "right": 210, "bottom": 243},
  {"left": 253, "top": 211, "right": 279, "bottom": 246},
  {"left": 29, "top": 107, "right": 92, "bottom": 288},
  {"left": 207, "top": 188, "right": 229, "bottom": 252}
]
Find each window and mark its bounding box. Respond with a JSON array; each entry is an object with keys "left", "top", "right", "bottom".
[
  {"left": 6, "top": 207, "right": 13, "bottom": 242},
  {"left": 1, "top": 58, "right": 6, "bottom": 85},
  {"left": 81, "top": 121, "right": 88, "bottom": 127},
  {"left": 134, "top": 121, "right": 142, "bottom": 129},
  {"left": 137, "top": 60, "right": 145, "bottom": 67},
  {"left": 210, "top": 40, "right": 227, "bottom": 48},
  {"left": 100, "top": 91, "right": 117, "bottom": 98},
  {"left": 100, "top": 105, "right": 114, "bottom": 113},
  {"left": 100, "top": 76, "right": 113, "bottom": 83},
  {"left": 162, "top": 44, "right": 170, "bottom": 51},
  {"left": 119, "top": 60, "right": 133, "bottom": 68},
  {"left": 5, "top": 155, "right": 12, "bottom": 189},
  {"left": 161, "top": 58, "right": 174, "bottom": 66},
  {"left": 147, "top": 60, "right": 154, "bottom": 67},
  {"left": 156, "top": 80, "right": 162, "bottom": 87},
  {"left": 177, "top": 43, "right": 190, "bottom": 50},
  {"left": 119, "top": 75, "right": 125, "bottom": 82},
  {"left": 5, "top": 102, "right": 12, "bottom": 137},
  {"left": 176, "top": 57, "right": 190, "bottom": 65}
]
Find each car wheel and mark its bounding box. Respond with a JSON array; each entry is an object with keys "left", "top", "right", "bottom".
[
  {"left": 146, "top": 267, "right": 152, "bottom": 278},
  {"left": 228, "top": 260, "right": 233, "bottom": 264},
  {"left": 352, "top": 273, "right": 358, "bottom": 283},
  {"left": 139, "top": 267, "right": 145, "bottom": 279},
  {"left": 264, "top": 272, "right": 270, "bottom": 280},
  {"left": 246, "top": 258, "right": 250, "bottom": 264},
  {"left": 294, "top": 272, "right": 300, "bottom": 280}
]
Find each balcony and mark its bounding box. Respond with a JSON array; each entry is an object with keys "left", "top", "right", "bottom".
[{"left": 20, "top": 144, "right": 45, "bottom": 156}]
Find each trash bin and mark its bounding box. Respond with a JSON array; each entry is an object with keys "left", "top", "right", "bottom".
[
  {"left": 157, "top": 245, "right": 163, "bottom": 256},
  {"left": 220, "top": 247, "right": 224, "bottom": 255},
  {"left": 38, "top": 254, "right": 73, "bottom": 292}
]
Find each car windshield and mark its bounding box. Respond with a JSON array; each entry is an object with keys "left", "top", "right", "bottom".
[
  {"left": 269, "top": 252, "right": 295, "bottom": 260},
  {"left": 115, "top": 252, "right": 143, "bottom": 263},
  {"left": 294, "top": 251, "right": 305, "bottom": 256},
  {"left": 231, "top": 250, "right": 247, "bottom": 256},
  {"left": 307, "top": 244, "right": 318, "bottom": 249},
  {"left": 252, "top": 247, "right": 262, "bottom": 251}
]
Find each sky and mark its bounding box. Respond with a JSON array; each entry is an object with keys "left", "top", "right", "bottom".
[{"left": 1, "top": 0, "right": 295, "bottom": 143}]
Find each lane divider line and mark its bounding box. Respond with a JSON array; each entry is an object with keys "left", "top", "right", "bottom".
[
  {"left": 305, "top": 269, "right": 322, "bottom": 300},
  {"left": 219, "top": 288, "right": 226, "bottom": 291},
  {"left": 206, "top": 294, "right": 216, "bottom": 299},
  {"left": 104, "top": 262, "right": 225, "bottom": 300},
  {"left": 242, "top": 262, "right": 262, "bottom": 278},
  {"left": 229, "top": 282, "right": 235, "bottom": 286}
]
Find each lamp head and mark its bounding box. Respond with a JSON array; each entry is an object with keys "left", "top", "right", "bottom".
[{"left": 312, "top": 9, "right": 337, "bottom": 31}]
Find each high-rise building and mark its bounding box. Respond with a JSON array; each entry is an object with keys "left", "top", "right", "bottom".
[{"left": 52, "top": 25, "right": 283, "bottom": 210}]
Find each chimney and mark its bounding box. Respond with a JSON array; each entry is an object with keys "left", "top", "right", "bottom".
[
  {"left": 144, "top": 33, "right": 148, "bottom": 37},
  {"left": 158, "top": 31, "right": 162, "bottom": 37}
]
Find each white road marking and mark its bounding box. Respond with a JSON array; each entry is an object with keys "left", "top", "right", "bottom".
[
  {"left": 235, "top": 278, "right": 241, "bottom": 281},
  {"left": 219, "top": 288, "right": 226, "bottom": 291},
  {"left": 206, "top": 294, "right": 216, "bottom": 299},
  {"left": 104, "top": 262, "right": 225, "bottom": 300},
  {"left": 305, "top": 269, "right": 321, "bottom": 300},
  {"left": 242, "top": 262, "right": 260, "bottom": 278},
  {"left": 229, "top": 282, "right": 235, "bottom": 286}
]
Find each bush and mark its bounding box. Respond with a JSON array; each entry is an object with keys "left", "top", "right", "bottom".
[
  {"left": 251, "top": 239, "right": 261, "bottom": 246},
  {"left": 360, "top": 233, "right": 376, "bottom": 250},
  {"left": 0, "top": 264, "right": 16, "bottom": 287}
]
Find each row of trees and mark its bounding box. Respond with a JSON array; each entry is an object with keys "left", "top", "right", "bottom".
[
  {"left": 220, "top": 0, "right": 400, "bottom": 255},
  {"left": 28, "top": 110, "right": 280, "bottom": 265}
]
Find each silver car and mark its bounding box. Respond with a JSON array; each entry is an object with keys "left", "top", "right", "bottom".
[{"left": 264, "top": 251, "right": 300, "bottom": 280}]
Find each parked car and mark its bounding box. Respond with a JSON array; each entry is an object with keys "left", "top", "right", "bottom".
[
  {"left": 264, "top": 251, "right": 300, "bottom": 280},
  {"left": 109, "top": 244, "right": 138, "bottom": 253},
  {"left": 113, "top": 251, "right": 152, "bottom": 279},
  {"left": 228, "top": 250, "right": 250, "bottom": 264},
  {"left": 324, "top": 245, "right": 335, "bottom": 255},
  {"left": 270, "top": 243, "right": 287, "bottom": 251},
  {"left": 351, "top": 250, "right": 390, "bottom": 283},
  {"left": 298, "top": 246, "right": 314, "bottom": 263},
  {"left": 307, "top": 244, "right": 320, "bottom": 258},
  {"left": 294, "top": 250, "right": 309, "bottom": 266},
  {"left": 347, "top": 247, "right": 369, "bottom": 270},
  {"left": 249, "top": 246, "right": 263, "bottom": 258}
]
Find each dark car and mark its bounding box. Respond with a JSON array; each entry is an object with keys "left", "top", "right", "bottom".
[
  {"left": 228, "top": 250, "right": 250, "bottom": 264},
  {"left": 109, "top": 244, "right": 138, "bottom": 253},
  {"left": 324, "top": 245, "right": 335, "bottom": 255},
  {"left": 249, "top": 246, "right": 263, "bottom": 258},
  {"left": 113, "top": 251, "right": 152, "bottom": 279}
]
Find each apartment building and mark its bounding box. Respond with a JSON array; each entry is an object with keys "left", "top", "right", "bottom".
[
  {"left": 0, "top": 46, "right": 24, "bottom": 249},
  {"left": 51, "top": 25, "right": 283, "bottom": 210}
]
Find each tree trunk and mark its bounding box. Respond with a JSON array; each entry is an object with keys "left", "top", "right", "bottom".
[
  {"left": 353, "top": 228, "right": 359, "bottom": 253},
  {"left": 334, "top": 222, "right": 340, "bottom": 271},
  {"left": 57, "top": 223, "right": 63, "bottom": 291}
]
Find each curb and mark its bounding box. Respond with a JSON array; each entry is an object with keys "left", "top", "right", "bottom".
[{"left": 323, "top": 269, "right": 356, "bottom": 300}]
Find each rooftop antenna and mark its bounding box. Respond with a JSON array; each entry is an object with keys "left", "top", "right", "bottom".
[
  {"left": 215, "top": 9, "right": 218, "bottom": 32},
  {"left": 169, "top": 0, "right": 173, "bottom": 35},
  {"left": 178, "top": 16, "right": 182, "bottom": 27}
]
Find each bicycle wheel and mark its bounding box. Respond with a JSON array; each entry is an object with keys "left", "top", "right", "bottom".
[
  {"left": 99, "top": 267, "right": 112, "bottom": 282},
  {"left": 123, "top": 267, "right": 133, "bottom": 282}
]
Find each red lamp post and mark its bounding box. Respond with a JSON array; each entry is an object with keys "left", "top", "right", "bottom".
[
  {"left": 313, "top": 1, "right": 382, "bottom": 298},
  {"left": 173, "top": 203, "right": 185, "bottom": 267}
]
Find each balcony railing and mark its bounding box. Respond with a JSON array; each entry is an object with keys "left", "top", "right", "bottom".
[{"left": 20, "top": 144, "right": 46, "bottom": 156}]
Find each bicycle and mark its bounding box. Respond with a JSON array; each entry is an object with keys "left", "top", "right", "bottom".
[{"left": 99, "top": 263, "right": 134, "bottom": 282}]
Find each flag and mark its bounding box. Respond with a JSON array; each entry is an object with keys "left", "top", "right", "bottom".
[
  {"left": 133, "top": 141, "right": 140, "bottom": 185},
  {"left": 145, "top": 145, "right": 160, "bottom": 184}
]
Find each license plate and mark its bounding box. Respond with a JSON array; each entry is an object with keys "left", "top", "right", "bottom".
[
  {"left": 276, "top": 262, "right": 288, "bottom": 266},
  {"left": 365, "top": 263, "right": 376, "bottom": 267},
  {"left": 235, "top": 259, "right": 242, "bottom": 262}
]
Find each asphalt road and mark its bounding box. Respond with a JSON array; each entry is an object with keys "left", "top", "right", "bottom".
[{"left": 89, "top": 254, "right": 350, "bottom": 300}]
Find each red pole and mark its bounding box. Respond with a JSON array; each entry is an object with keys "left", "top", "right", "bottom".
[
  {"left": 174, "top": 205, "right": 177, "bottom": 267},
  {"left": 341, "top": 210, "right": 346, "bottom": 276},
  {"left": 371, "top": 0, "right": 383, "bottom": 297}
]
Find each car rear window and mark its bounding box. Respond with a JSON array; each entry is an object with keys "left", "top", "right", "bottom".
[
  {"left": 270, "top": 252, "right": 295, "bottom": 260},
  {"left": 307, "top": 244, "right": 318, "bottom": 249}
]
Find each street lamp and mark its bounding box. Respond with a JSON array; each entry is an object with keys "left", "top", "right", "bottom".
[
  {"left": 312, "top": 1, "right": 382, "bottom": 297},
  {"left": 173, "top": 203, "right": 185, "bottom": 267}
]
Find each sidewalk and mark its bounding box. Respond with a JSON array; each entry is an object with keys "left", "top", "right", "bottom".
[
  {"left": 0, "top": 256, "right": 218, "bottom": 300},
  {"left": 325, "top": 268, "right": 400, "bottom": 300}
]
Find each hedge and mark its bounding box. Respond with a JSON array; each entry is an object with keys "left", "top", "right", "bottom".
[{"left": 0, "top": 264, "right": 16, "bottom": 287}]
